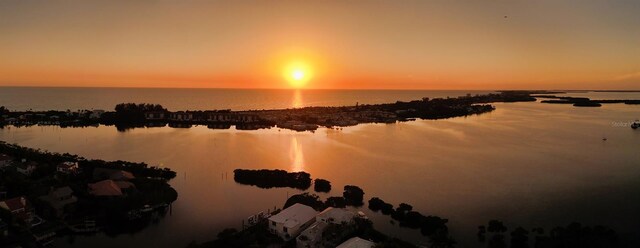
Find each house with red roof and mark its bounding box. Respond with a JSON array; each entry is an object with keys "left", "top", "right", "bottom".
[
  {"left": 0, "top": 196, "right": 33, "bottom": 222},
  {"left": 88, "top": 179, "right": 136, "bottom": 197}
]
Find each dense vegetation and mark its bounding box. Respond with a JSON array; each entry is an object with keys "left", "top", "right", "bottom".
[
  {"left": 478, "top": 220, "right": 618, "bottom": 248},
  {"left": 537, "top": 95, "right": 640, "bottom": 107},
  {"left": 368, "top": 197, "right": 454, "bottom": 247},
  {"left": 314, "top": 178, "right": 331, "bottom": 192},
  {"left": 233, "top": 169, "right": 312, "bottom": 190},
  {"left": 343, "top": 185, "right": 365, "bottom": 206}
]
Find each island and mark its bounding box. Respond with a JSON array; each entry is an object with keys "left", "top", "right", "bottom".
[{"left": 0, "top": 141, "right": 177, "bottom": 247}]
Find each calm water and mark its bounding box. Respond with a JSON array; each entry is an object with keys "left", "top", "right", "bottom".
[
  {"left": 0, "top": 87, "right": 494, "bottom": 111},
  {"left": 1, "top": 89, "right": 639, "bottom": 247}
]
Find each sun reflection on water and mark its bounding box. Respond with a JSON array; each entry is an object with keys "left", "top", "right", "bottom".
[
  {"left": 292, "top": 90, "right": 303, "bottom": 108},
  {"left": 289, "top": 136, "right": 304, "bottom": 172}
]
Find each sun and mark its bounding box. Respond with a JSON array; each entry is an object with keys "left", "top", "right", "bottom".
[
  {"left": 292, "top": 70, "right": 305, "bottom": 81},
  {"left": 284, "top": 62, "right": 312, "bottom": 88}
]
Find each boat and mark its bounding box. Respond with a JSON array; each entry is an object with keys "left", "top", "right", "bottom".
[
  {"left": 68, "top": 220, "right": 99, "bottom": 233},
  {"left": 632, "top": 120, "right": 640, "bottom": 129}
]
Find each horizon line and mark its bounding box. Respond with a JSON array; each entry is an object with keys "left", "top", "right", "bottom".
[{"left": 1, "top": 85, "right": 635, "bottom": 92}]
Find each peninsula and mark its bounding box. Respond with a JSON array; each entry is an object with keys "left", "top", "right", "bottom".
[
  {"left": 0, "top": 91, "right": 539, "bottom": 132},
  {"left": 0, "top": 141, "right": 177, "bottom": 247},
  {"left": 3, "top": 91, "right": 639, "bottom": 132}
]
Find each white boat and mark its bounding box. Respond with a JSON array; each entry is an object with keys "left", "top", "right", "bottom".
[
  {"left": 632, "top": 120, "right": 640, "bottom": 129},
  {"left": 68, "top": 220, "right": 99, "bottom": 233}
]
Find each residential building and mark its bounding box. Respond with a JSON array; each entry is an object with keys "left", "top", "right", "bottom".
[
  {"left": 268, "top": 203, "right": 318, "bottom": 240},
  {"left": 296, "top": 208, "right": 358, "bottom": 248},
  {"left": 16, "top": 160, "right": 37, "bottom": 176},
  {"left": 144, "top": 111, "right": 166, "bottom": 120},
  {"left": 93, "top": 168, "right": 135, "bottom": 181},
  {"left": 57, "top": 161, "right": 79, "bottom": 174},
  {"left": 89, "top": 109, "right": 105, "bottom": 119},
  {"left": 169, "top": 111, "right": 193, "bottom": 121},
  {"left": 88, "top": 179, "right": 135, "bottom": 197},
  {"left": 296, "top": 221, "right": 328, "bottom": 248},
  {"left": 39, "top": 186, "right": 78, "bottom": 218},
  {"left": 336, "top": 237, "right": 376, "bottom": 248},
  {"left": 316, "top": 207, "right": 356, "bottom": 225},
  {"left": 0, "top": 196, "right": 32, "bottom": 222}
]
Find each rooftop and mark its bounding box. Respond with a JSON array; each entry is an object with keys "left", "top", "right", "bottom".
[
  {"left": 336, "top": 237, "right": 376, "bottom": 248},
  {"left": 93, "top": 168, "right": 135, "bottom": 181},
  {"left": 317, "top": 207, "right": 356, "bottom": 224},
  {"left": 88, "top": 180, "right": 123, "bottom": 196},
  {"left": 51, "top": 186, "right": 73, "bottom": 198},
  {"left": 0, "top": 196, "right": 28, "bottom": 212},
  {"left": 269, "top": 203, "right": 317, "bottom": 228}
]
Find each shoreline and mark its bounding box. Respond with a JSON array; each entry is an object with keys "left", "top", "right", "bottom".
[
  {"left": 0, "top": 141, "right": 178, "bottom": 247},
  {"left": 1, "top": 91, "right": 542, "bottom": 132}
]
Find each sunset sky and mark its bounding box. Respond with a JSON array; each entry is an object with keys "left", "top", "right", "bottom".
[{"left": 1, "top": 0, "right": 639, "bottom": 90}]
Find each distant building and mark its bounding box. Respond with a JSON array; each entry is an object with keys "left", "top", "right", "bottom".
[
  {"left": 89, "top": 109, "right": 105, "bottom": 119},
  {"left": 57, "top": 161, "right": 79, "bottom": 174},
  {"left": 169, "top": 111, "right": 193, "bottom": 121},
  {"left": 39, "top": 186, "right": 77, "bottom": 218},
  {"left": 336, "top": 237, "right": 375, "bottom": 248},
  {"left": 16, "top": 160, "right": 37, "bottom": 176},
  {"left": 93, "top": 168, "right": 135, "bottom": 181},
  {"left": 236, "top": 114, "right": 259, "bottom": 123},
  {"left": 268, "top": 203, "right": 318, "bottom": 240},
  {"left": 144, "top": 111, "right": 166, "bottom": 120},
  {"left": 316, "top": 207, "right": 356, "bottom": 225},
  {"left": 0, "top": 196, "right": 33, "bottom": 222}
]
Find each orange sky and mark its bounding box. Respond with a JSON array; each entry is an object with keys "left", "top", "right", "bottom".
[{"left": 0, "top": 1, "right": 639, "bottom": 90}]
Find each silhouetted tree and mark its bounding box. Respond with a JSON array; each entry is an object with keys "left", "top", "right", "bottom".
[
  {"left": 283, "top": 193, "right": 324, "bottom": 211},
  {"left": 511, "top": 227, "right": 529, "bottom": 248},
  {"left": 343, "top": 185, "right": 364, "bottom": 206},
  {"left": 314, "top": 178, "right": 331, "bottom": 192},
  {"left": 324, "top": 196, "right": 346, "bottom": 208}
]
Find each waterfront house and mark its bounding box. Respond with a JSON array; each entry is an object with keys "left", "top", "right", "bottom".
[
  {"left": 316, "top": 207, "right": 356, "bottom": 225},
  {"left": 336, "top": 237, "right": 375, "bottom": 248},
  {"left": 144, "top": 111, "right": 166, "bottom": 120},
  {"left": 206, "top": 112, "right": 231, "bottom": 122},
  {"left": 93, "top": 168, "right": 135, "bottom": 181},
  {"left": 39, "top": 186, "right": 77, "bottom": 218},
  {"left": 16, "top": 160, "right": 37, "bottom": 176},
  {"left": 0, "top": 196, "right": 33, "bottom": 223},
  {"left": 296, "top": 208, "right": 357, "bottom": 248},
  {"left": 268, "top": 203, "right": 318, "bottom": 240},
  {"left": 169, "top": 111, "right": 193, "bottom": 121},
  {"left": 89, "top": 109, "right": 105, "bottom": 119},
  {"left": 57, "top": 161, "right": 79, "bottom": 174},
  {"left": 88, "top": 179, "right": 135, "bottom": 197},
  {"left": 296, "top": 221, "right": 328, "bottom": 248},
  {"left": 236, "top": 113, "right": 259, "bottom": 123}
]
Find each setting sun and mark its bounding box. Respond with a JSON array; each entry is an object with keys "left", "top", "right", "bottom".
[
  {"left": 292, "top": 70, "right": 305, "bottom": 81},
  {"left": 284, "top": 62, "right": 312, "bottom": 88}
]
